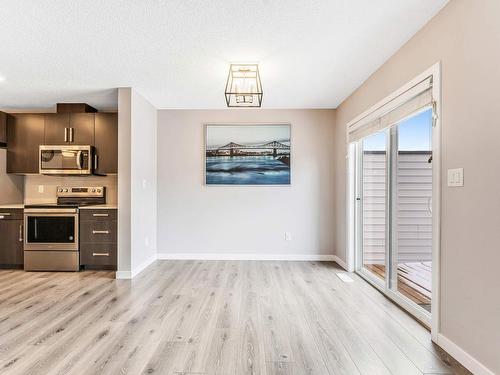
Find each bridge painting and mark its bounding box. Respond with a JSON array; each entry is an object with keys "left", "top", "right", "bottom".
[{"left": 205, "top": 124, "right": 291, "bottom": 185}]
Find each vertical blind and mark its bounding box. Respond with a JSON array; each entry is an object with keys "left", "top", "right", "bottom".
[{"left": 348, "top": 76, "right": 433, "bottom": 143}]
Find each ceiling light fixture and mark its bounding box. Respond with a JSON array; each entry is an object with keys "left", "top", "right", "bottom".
[
  {"left": 0, "top": 76, "right": 5, "bottom": 82},
  {"left": 225, "top": 64, "right": 263, "bottom": 107}
]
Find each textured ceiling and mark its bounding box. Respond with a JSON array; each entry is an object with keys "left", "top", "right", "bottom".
[{"left": 0, "top": 0, "right": 448, "bottom": 110}]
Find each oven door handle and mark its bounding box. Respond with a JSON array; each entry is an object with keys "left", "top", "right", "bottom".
[{"left": 76, "top": 151, "right": 83, "bottom": 170}]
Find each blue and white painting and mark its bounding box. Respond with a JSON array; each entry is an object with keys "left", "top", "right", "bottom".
[{"left": 205, "top": 124, "right": 291, "bottom": 185}]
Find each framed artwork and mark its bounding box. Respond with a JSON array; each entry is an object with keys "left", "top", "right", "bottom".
[{"left": 205, "top": 123, "right": 291, "bottom": 185}]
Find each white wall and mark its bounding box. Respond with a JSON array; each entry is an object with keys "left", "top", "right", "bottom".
[
  {"left": 156, "top": 109, "right": 336, "bottom": 259},
  {"left": 130, "top": 89, "right": 157, "bottom": 271},
  {"left": 0, "top": 148, "right": 23, "bottom": 204},
  {"left": 117, "top": 87, "right": 157, "bottom": 278},
  {"left": 117, "top": 88, "right": 132, "bottom": 275},
  {"left": 334, "top": 1, "right": 500, "bottom": 373}
]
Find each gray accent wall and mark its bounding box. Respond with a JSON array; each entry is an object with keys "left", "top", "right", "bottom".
[{"left": 156, "top": 109, "right": 336, "bottom": 259}]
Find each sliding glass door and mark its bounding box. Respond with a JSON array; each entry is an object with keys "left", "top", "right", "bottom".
[
  {"left": 393, "top": 109, "right": 433, "bottom": 313},
  {"left": 360, "top": 131, "right": 388, "bottom": 283},
  {"left": 354, "top": 108, "right": 434, "bottom": 321}
]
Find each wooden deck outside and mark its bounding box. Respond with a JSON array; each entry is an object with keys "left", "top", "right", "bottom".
[{"left": 365, "top": 261, "right": 432, "bottom": 311}]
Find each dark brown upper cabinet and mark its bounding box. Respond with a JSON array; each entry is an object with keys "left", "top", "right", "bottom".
[
  {"left": 69, "top": 113, "right": 95, "bottom": 145},
  {"left": 56, "top": 103, "right": 97, "bottom": 113},
  {"left": 44, "top": 113, "right": 69, "bottom": 145},
  {"left": 0, "top": 112, "right": 7, "bottom": 145},
  {"left": 6, "top": 108, "right": 116, "bottom": 175},
  {"left": 94, "top": 113, "right": 117, "bottom": 174},
  {"left": 44, "top": 113, "right": 94, "bottom": 145},
  {"left": 7, "top": 114, "right": 45, "bottom": 174}
]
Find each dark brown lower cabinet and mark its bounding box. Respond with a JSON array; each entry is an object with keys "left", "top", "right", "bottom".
[
  {"left": 0, "top": 209, "right": 24, "bottom": 268},
  {"left": 79, "top": 209, "right": 117, "bottom": 270}
]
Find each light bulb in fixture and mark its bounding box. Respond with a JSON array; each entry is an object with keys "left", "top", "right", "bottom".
[{"left": 225, "top": 64, "right": 263, "bottom": 107}]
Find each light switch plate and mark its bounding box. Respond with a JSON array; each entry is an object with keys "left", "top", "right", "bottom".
[
  {"left": 38, "top": 185, "right": 44, "bottom": 193},
  {"left": 447, "top": 168, "right": 464, "bottom": 187}
]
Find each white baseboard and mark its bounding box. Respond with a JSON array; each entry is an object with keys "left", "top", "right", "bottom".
[
  {"left": 332, "top": 255, "right": 348, "bottom": 270},
  {"left": 437, "top": 334, "right": 495, "bottom": 375},
  {"left": 156, "top": 253, "right": 335, "bottom": 261},
  {"left": 115, "top": 270, "right": 132, "bottom": 279},
  {"left": 131, "top": 254, "right": 157, "bottom": 278},
  {"left": 115, "top": 253, "right": 157, "bottom": 280}
]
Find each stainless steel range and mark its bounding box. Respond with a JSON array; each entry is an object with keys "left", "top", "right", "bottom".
[{"left": 24, "top": 186, "right": 106, "bottom": 271}]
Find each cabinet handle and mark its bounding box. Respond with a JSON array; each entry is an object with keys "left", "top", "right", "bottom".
[
  {"left": 0, "top": 213, "right": 11, "bottom": 219},
  {"left": 92, "top": 252, "right": 110, "bottom": 257},
  {"left": 92, "top": 230, "right": 109, "bottom": 234},
  {"left": 19, "top": 224, "right": 23, "bottom": 242},
  {"left": 69, "top": 127, "right": 74, "bottom": 143},
  {"left": 64, "top": 128, "right": 69, "bottom": 142},
  {"left": 92, "top": 213, "right": 108, "bottom": 217},
  {"left": 94, "top": 155, "right": 98, "bottom": 170}
]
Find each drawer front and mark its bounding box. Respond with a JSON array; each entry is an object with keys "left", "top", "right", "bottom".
[
  {"left": 80, "top": 220, "right": 117, "bottom": 243},
  {"left": 0, "top": 209, "right": 23, "bottom": 221},
  {"left": 80, "top": 209, "right": 117, "bottom": 222},
  {"left": 80, "top": 243, "right": 117, "bottom": 267}
]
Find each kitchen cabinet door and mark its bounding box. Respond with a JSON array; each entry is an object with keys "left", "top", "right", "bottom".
[
  {"left": 7, "top": 114, "right": 45, "bottom": 174},
  {"left": 69, "top": 113, "right": 94, "bottom": 145},
  {"left": 0, "top": 216, "right": 23, "bottom": 267},
  {"left": 44, "top": 113, "right": 70, "bottom": 145},
  {"left": 94, "top": 113, "right": 117, "bottom": 174}
]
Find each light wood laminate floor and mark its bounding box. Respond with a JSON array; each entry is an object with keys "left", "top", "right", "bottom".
[{"left": 0, "top": 261, "right": 470, "bottom": 375}]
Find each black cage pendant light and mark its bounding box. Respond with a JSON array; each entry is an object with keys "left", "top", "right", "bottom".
[{"left": 225, "top": 64, "right": 263, "bottom": 107}]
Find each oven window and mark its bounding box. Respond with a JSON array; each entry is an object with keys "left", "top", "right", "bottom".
[{"left": 27, "top": 216, "right": 75, "bottom": 243}]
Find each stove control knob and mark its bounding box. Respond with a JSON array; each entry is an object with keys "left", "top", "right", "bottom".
[
  {"left": 63, "top": 188, "right": 68, "bottom": 192},
  {"left": 91, "top": 188, "right": 96, "bottom": 193},
  {"left": 97, "top": 189, "right": 101, "bottom": 193},
  {"left": 58, "top": 188, "right": 63, "bottom": 192}
]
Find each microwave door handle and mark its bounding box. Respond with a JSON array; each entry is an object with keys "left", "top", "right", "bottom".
[{"left": 76, "top": 151, "right": 83, "bottom": 169}]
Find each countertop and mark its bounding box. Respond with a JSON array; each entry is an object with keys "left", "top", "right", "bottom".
[
  {"left": 79, "top": 205, "right": 118, "bottom": 210},
  {"left": 0, "top": 204, "right": 24, "bottom": 209},
  {"left": 0, "top": 204, "right": 118, "bottom": 210}
]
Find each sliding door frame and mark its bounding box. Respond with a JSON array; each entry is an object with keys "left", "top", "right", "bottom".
[{"left": 346, "top": 62, "right": 441, "bottom": 341}]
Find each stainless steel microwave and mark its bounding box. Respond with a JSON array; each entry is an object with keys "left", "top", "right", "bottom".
[{"left": 39, "top": 145, "right": 93, "bottom": 175}]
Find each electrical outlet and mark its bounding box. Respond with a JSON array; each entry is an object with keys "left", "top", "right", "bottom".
[
  {"left": 285, "top": 232, "right": 292, "bottom": 241},
  {"left": 38, "top": 185, "right": 44, "bottom": 193}
]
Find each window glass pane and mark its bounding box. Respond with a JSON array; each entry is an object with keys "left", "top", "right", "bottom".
[
  {"left": 361, "top": 131, "right": 387, "bottom": 281},
  {"left": 395, "top": 108, "right": 433, "bottom": 312}
]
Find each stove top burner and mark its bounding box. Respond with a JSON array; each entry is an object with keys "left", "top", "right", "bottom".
[
  {"left": 24, "top": 186, "right": 107, "bottom": 209},
  {"left": 24, "top": 202, "right": 105, "bottom": 209}
]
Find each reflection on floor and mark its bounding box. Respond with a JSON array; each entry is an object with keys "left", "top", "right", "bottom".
[{"left": 365, "top": 261, "right": 432, "bottom": 312}]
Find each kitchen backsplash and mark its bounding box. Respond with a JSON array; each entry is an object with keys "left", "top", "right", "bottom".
[{"left": 24, "top": 175, "right": 118, "bottom": 205}]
